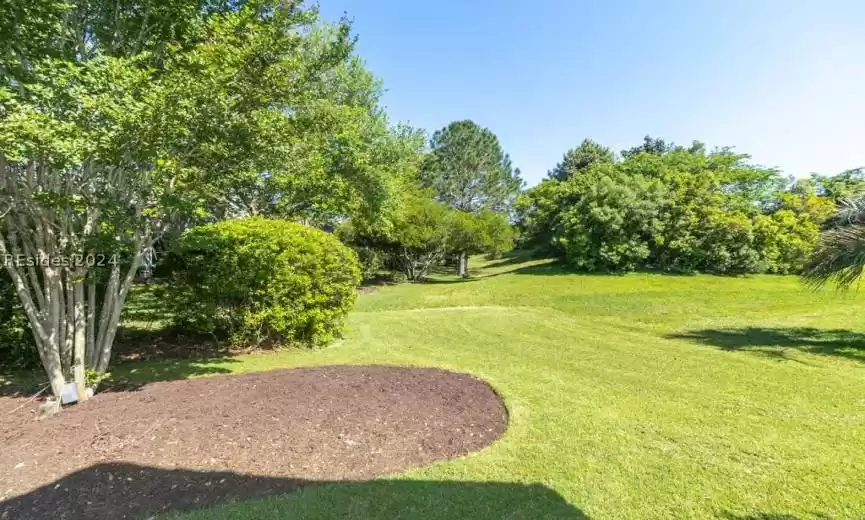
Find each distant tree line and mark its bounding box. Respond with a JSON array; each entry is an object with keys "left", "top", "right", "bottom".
[{"left": 516, "top": 136, "right": 864, "bottom": 275}]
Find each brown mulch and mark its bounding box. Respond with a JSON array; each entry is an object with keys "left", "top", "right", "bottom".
[{"left": 0, "top": 365, "right": 507, "bottom": 520}]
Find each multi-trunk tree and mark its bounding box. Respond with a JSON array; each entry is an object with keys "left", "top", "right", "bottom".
[{"left": 0, "top": 0, "right": 403, "bottom": 413}]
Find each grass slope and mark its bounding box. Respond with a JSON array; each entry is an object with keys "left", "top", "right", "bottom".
[{"left": 116, "top": 259, "right": 865, "bottom": 518}]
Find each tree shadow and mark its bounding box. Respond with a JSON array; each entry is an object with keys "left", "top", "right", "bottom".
[
  {"left": 113, "top": 324, "right": 237, "bottom": 363},
  {"left": 0, "top": 462, "right": 588, "bottom": 520},
  {"left": 0, "top": 354, "right": 240, "bottom": 399},
  {"left": 481, "top": 249, "right": 543, "bottom": 270},
  {"left": 511, "top": 263, "right": 703, "bottom": 277},
  {"left": 512, "top": 263, "right": 578, "bottom": 276},
  {"left": 666, "top": 327, "right": 865, "bottom": 363},
  {"left": 101, "top": 356, "right": 240, "bottom": 392},
  {"left": 115, "top": 282, "right": 237, "bottom": 364},
  {"left": 720, "top": 512, "right": 831, "bottom": 520},
  {"left": 0, "top": 369, "right": 46, "bottom": 398},
  {"left": 122, "top": 282, "right": 176, "bottom": 323}
]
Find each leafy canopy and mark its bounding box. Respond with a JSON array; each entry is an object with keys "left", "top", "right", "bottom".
[
  {"left": 519, "top": 137, "right": 832, "bottom": 274},
  {"left": 547, "top": 138, "right": 614, "bottom": 181},
  {"left": 419, "top": 120, "right": 523, "bottom": 213}
]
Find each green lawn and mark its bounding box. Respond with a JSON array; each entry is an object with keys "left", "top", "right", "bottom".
[{"left": 121, "top": 258, "right": 865, "bottom": 518}]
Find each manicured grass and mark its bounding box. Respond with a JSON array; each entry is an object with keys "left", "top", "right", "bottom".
[{"left": 118, "top": 259, "right": 865, "bottom": 518}]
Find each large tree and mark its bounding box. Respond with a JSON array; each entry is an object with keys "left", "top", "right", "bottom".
[
  {"left": 547, "top": 138, "right": 614, "bottom": 181},
  {"left": 419, "top": 120, "right": 522, "bottom": 277},
  {"left": 0, "top": 0, "right": 395, "bottom": 414}
]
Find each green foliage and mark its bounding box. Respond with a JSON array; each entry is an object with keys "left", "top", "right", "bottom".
[
  {"left": 0, "top": 271, "right": 38, "bottom": 369},
  {"left": 803, "top": 197, "right": 865, "bottom": 289},
  {"left": 419, "top": 120, "right": 523, "bottom": 213},
  {"left": 449, "top": 210, "right": 515, "bottom": 258},
  {"left": 387, "top": 194, "right": 452, "bottom": 281},
  {"left": 547, "top": 138, "right": 614, "bottom": 181},
  {"left": 754, "top": 210, "right": 820, "bottom": 274},
  {"left": 514, "top": 179, "right": 574, "bottom": 255},
  {"left": 620, "top": 135, "right": 675, "bottom": 159},
  {"left": 520, "top": 136, "right": 838, "bottom": 275},
  {"left": 169, "top": 218, "right": 361, "bottom": 346},
  {"left": 696, "top": 209, "right": 763, "bottom": 274},
  {"left": 340, "top": 191, "right": 516, "bottom": 281},
  {"left": 85, "top": 369, "right": 111, "bottom": 387},
  {"left": 0, "top": 1, "right": 411, "bottom": 244},
  {"left": 0, "top": 0, "right": 417, "bottom": 390},
  {"left": 809, "top": 168, "right": 865, "bottom": 202},
  {"left": 556, "top": 165, "right": 667, "bottom": 271}
]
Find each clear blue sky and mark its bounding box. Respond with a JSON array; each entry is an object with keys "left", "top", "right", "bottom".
[{"left": 319, "top": 1, "right": 865, "bottom": 187}]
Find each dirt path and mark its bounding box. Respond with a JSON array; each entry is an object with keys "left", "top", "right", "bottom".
[{"left": 0, "top": 365, "right": 507, "bottom": 519}]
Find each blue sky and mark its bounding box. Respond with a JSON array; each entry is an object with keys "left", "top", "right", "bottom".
[{"left": 318, "top": 1, "right": 865, "bottom": 187}]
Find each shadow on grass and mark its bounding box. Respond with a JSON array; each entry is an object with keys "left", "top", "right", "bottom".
[
  {"left": 0, "top": 462, "right": 588, "bottom": 520},
  {"left": 667, "top": 327, "right": 865, "bottom": 363},
  {"left": 113, "top": 324, "right": 233, "bottom": 361},
  {"left": 0, "top": 369, "right": 46, "bottom": 398},
  {"left": 511, "top": 263, "right": 576, "bottom": 276},
  {"left": 720, "top": 513, "right": 831, "bottom": 520},
  {"left": 102, "top": 356, "right": 240, "bottom": 392},
  {"left": 122, "top": 283, "right": 176, "bottom": 323},
  {"left": 481, "top": 249, "right": 543, "bottom": 270},
  {"left": 0, "top": 333, "right": 242, "bottom": 397},
  {"left": 511, "top": 263, "right": 702, "bottom": 277},
  {"left": 423, "top": 258, "right": 560, "bottom": 285}
]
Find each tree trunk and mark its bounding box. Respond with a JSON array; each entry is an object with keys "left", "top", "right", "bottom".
[
  {"left": 85, "top": 276, "right": 96, "bottom": 369},
  {"left": 72, "top": 274, "right": 88, "bottom": 402},
  {"left": 458, "top": 251, "right": 469, "bottom": 278}
]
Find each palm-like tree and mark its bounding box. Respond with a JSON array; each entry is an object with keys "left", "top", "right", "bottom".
[{"left": 804, "top": 197, "right": 865, "bottom": 289}]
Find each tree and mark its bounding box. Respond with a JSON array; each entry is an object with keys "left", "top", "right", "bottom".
[
  {"left": 0, "top": 1, "right": 387, "bottom": 413},
  {"left": 810, "top": 168, "right": 865, "bottom": 202},
  {"left": 803, "top": 197, "right": 865, "bottom": 289},
  {"left": 620, "top": 135, "right": 674, "bottom": 159},
  {"left": 514, "top": 179, "right": 578, "bottom": 256},
  {"left": 556, "top": 164, "right": 667, "bottom": 271},
  {"left": 211, "top": 27, "right": 426, "bottom": 231},
  {"left": 341, "top": 188, "right": 515, "bottom": 282},
  {"left": 419, "top": 120, "right": 522, "bottom": 277},
  {"left": 448, "top": 209, "right": 514, "bottom": 275},
  {"left": 390, "top": 194, "right": 452, "bottom": 281},
  {"left": 547, "top": 139, "right": 614, "bottom": 181}
]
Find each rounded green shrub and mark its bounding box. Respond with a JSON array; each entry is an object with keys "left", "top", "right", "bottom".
[{"left": 169, "top": 218, "right": 361, "bottom": 346}]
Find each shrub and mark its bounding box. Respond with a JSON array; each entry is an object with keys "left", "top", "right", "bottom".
[
  {"left": 754, "top": 210, "right": 821, "bottom": 274},
  {"left": 558, "top": 166, "right": 667, "bottom": 272},
  {"left": 696, "top": 210, "right": 763, "bottom": 274},
  {"left": 168, "top": 218, "right": 361, "bottom": 346}
]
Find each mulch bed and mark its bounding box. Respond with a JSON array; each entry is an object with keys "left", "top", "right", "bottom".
[{"left": 0, "top": 365, "right": 507, "bottom": 520}]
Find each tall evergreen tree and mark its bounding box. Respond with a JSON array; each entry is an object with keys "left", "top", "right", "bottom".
[
  {"left": 547, "top": 138, "right": 614, "bottom": 181},
  {"left": 419, "top": 120, "right": 522, "bottom": 277}
]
